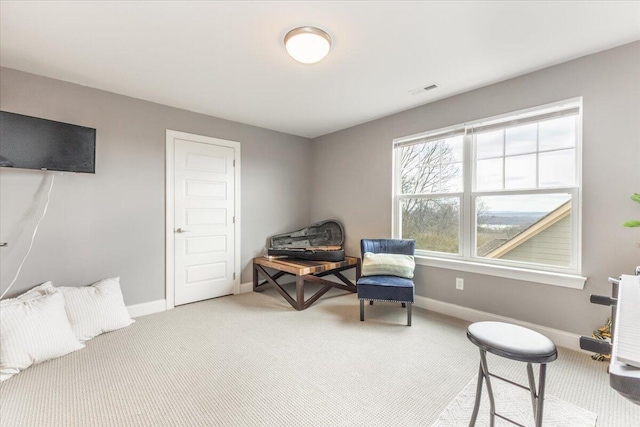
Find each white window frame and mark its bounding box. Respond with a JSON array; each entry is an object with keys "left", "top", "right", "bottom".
[{"left": 392, "top": 98, "right": 586, "bottom": 289}]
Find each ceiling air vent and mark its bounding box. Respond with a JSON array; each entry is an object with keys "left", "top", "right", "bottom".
[{"left": 409, "top": 84, "right": 438, "bottom": 95}]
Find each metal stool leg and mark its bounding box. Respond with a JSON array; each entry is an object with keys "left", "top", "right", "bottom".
[
  {"left": 535, "top": 364, "right": 547, "bottom": 427},
  {"left": 407, "top": 303, "right": 412, "bottom": 326},
  {"left": 468, "top": 361, "right": 484, "bottom": 426},
  {"left": 526, "top": 363, "right": 538, "bottom": 417},
  {"left": 479, "top": 350, "right": 496, "bottom": 427},
  {"left": 360, "top": 299, "right": 364, "bottom": 321}
]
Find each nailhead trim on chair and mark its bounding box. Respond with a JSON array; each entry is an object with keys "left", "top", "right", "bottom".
[{"left": 359, "top": 298, "right": 413, "bottom": 304}]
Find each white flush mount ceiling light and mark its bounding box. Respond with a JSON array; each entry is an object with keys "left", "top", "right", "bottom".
[{"left": 284, "top": 27, "right": 332, "bottom": 64}]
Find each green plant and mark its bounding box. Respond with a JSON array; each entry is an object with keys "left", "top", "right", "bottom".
[{"left": 623, "top": 193, "right": 640, "bottom": 227}]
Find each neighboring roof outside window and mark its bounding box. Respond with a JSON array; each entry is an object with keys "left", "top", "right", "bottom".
[{"left": 479, "top": 202, "right": 571, "bottom": 266}]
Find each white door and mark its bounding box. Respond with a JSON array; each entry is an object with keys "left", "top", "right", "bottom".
[{"left": 173, "top": 136, "right": 236, "bottom": 306}]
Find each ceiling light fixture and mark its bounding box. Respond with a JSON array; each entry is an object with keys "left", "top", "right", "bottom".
[{"left": 284, "top": 26, "right": 332, "bottom": 64}]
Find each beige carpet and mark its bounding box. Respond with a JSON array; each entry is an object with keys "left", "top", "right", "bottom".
[{"left": 2, "top": 286, "right": 639, "bottom": 427}]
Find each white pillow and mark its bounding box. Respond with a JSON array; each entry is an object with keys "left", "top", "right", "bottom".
[
  {"left": 15, "top": 281, "right": 55, "bottom": 301},
  {"left": 58, "top": 277, "right": 134, "bottom": 342},
  {"left": 0, "top": 291, "right": 85, "bottom": 382},
  {"left": 361, "top": 252, "right": 416, "bottom": 279}
]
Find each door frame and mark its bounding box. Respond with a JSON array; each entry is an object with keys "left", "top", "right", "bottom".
[{"left": 165, "top": 129, "right": 241, "bottom": 310}]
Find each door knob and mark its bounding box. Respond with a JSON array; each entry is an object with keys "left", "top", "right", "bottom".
[{"left": 176, "top": 228, "right": 191, "bottom": 233}]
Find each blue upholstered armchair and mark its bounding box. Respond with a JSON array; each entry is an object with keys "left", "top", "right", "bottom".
[{"left": 357, "top": 239, "right": 416, "bottom": 326}]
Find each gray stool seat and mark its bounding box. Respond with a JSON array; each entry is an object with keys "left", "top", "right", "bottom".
[
  {"left": 467, "top": 321, "right": 557, "bottom": 364},
  {"left": 466, "top": 321, "right": 557, "bottom": 427}
]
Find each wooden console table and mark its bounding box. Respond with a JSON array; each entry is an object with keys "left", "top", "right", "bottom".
[{"left": 252, "top": 256, "right": 361, "bottom": 310}]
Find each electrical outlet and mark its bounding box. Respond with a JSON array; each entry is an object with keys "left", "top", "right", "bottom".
[{"left": 456, "top": 278, "right": 464, "bottom": 290}]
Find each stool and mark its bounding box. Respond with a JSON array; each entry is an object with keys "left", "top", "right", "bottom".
[{"left": 466, "top": 321, "right": 557, "bottom": 427}]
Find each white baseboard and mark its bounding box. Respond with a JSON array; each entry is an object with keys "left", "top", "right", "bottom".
[
  {"left": 127, "top": 299, "right": 167, "bottom": 318},
  {"left": 413, "top": 295, "right": 581, "bottom": 351},
  {"left": 239, "top": 282, "right": 253, "bottom": 293}
]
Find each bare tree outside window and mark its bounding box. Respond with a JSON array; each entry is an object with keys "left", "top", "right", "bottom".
[
  {"left": 400, "top": 139, "right": 462, "bottom": 253},
  {"left": 401, "top": 140, "right": 460, "bottom": 196}
]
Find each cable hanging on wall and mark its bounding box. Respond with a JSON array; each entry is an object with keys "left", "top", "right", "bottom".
[{"left": 0, "top": 173, "right": 56, "bottom": 300}]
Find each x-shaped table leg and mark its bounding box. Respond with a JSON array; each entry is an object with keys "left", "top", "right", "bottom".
[{"left": 253, "top": 264, "right": 356, "bottom": 311}]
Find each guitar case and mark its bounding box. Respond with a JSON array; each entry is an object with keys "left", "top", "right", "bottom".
[{"left": 267, "top": 219, "right": 345, "bottom": 261}]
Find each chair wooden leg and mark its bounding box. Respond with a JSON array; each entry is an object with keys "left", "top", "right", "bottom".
[
  {"left": 369, "top": 300, "right": 374, "bottom": 305},
  {"left": 360, "top": 299, "right": 364, "bottom": 321},
  {"left": 407, "top": 303, "right": 412, "bottom": 326},
  {"left": 401, "top": 302, "right": 406, "bottom": 308}
]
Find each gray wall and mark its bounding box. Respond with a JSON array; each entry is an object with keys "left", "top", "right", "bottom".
[
  {"left": 0, "top": 67, "right": 312, "bottom": 304},
  {"left": 309, "top": 41, "right": 640, "bottom": 335},
  {"left": 2, "top": 42, "right": 638, "bottom": 334}
]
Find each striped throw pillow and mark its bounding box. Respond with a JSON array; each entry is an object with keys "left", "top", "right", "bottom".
[
  {"left": 15, "top": 281, "right": 55, "bottom": 301},
  {"left": 0, "top": 291, "right": 84, "bottom": 382},
  {"left": 361, "top": 252, "right": 415, "bottom": 279},
  {"left": 58, "top": 277, "right": 134, "bottom": 342}
]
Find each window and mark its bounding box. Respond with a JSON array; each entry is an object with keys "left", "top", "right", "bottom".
[{"left": 393, "top": 99, "right": 583, "bottom": 283}]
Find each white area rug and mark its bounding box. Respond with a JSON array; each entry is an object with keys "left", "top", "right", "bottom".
[{"left": 432, "top": 375, "right": 597, "bottom": 427}]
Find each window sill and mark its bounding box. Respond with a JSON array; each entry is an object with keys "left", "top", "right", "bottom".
[{"left": 414, "top": 256, "right": 587, "bottom": 289}]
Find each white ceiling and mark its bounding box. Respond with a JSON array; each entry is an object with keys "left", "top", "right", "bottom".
[{"left": 1, "top": 2, "right": 639, "bottom": 138}]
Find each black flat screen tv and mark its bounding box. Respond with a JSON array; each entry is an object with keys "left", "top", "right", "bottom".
[{"left": 0, "top": 111, "right": 96, "bottom": 173}]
